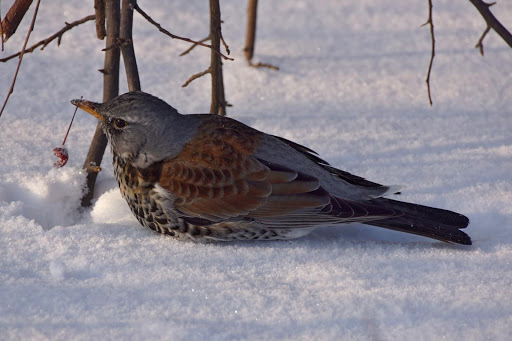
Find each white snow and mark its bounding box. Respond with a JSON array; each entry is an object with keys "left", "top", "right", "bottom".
[{"left": 1, "top": 0, "right": 511, "bottom": 339}]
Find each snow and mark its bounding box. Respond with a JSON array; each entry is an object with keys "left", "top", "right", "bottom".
[{"left": 1, "top": 0, "right": 511, "bottom": 339}]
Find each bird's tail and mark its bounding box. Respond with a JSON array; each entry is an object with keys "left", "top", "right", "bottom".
[{"left": 367, "top": 198, "right": 471, "bottom": 245}]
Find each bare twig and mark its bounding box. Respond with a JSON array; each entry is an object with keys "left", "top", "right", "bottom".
[
  {"left": 81, "top": 0, "right": 121, "bottom": 207},
  {"left": 0, "top": 0, "right": 41, "bottom": 118},
  {"left": 423, "top": 0, "right": 435, "bottom": 106},
  {"left": 243, "top": 0, "right": 278, "bottom": 71},
  {"left": 94, "top": 0, "right": 106, "bottom": 40},
  {"left": 120, "top": 0, "right": 141, "bottom": 91},
  {"left": 219, "top": 29, "right": 230, "bottom": 55},
  {"left": 469, "top": 0, "right": 512, "bottom": 52},
  {"left": 249, "top": 61, "right": 279, "bottom": 70},
  {"left": 0, "top": 15, "right": 96, "bottom": 63},
  {"left": 1, "top": 0, "right": 33, "bottom": 42},
  {"left": 475, "top": 25, "right": 491, "bottom": 55},
  {"left": 182, "top": 68, "right": 211, "bottom": 87},
  {"left": 180, "top": 35, "right": 210, "bottom": 56},
  {"left": 133, "top": 1, "right": 233, "bottom": 61},
  {"left": 1, "top": 4, "right": 4, "bottom": 51}
]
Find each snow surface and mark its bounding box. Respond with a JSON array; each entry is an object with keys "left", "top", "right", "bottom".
[{"left": 1, "top": 0, "right": 512, "bottom": 339}]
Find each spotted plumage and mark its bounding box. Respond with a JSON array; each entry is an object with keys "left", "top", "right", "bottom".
[{"left": 72, "top": 91, "right": 471, "bottom": 244}]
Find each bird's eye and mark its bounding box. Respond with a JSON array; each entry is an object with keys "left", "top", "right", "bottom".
[{"left": 113, "top": 118, "right": 127, "bottom": 129}]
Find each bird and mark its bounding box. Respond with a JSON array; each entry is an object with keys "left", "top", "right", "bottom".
[{"left": 72, "top": 91, "right": 471, "bottom": 245}]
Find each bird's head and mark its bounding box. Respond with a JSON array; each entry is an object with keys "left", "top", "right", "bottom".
[{"left": 72, "top": 91, "right": 191, "bottom": 168}]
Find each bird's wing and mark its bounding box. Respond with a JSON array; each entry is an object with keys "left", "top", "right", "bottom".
[{"left": 155, "top": 116, "right": 399, "bottom": 225}]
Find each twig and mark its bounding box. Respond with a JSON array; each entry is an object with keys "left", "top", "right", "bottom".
[
  {"left": 475, "top": 25, "right": 491, "bottom": 55},
  {"left": 423, "top": 0, "right": 435, "bottom": 106},
  {"left": 0, "top": 0, "right": 33, "bottom": 42},
  {"left": 243, "top": 0, "right": 278, "bottom": 71},
  {"left": 0, "top": 15, "right": 96, "bottom": 63},
  {"left": 182, "top": 67, "right": 211, "bottom": 87},
  {"left": 133, "top": 1, "right": 234, "bottom": 61},
  {"left": 0, "top": 0, "right": 41, "bottom": 118},
  {"left": 249, "top": 61, "right": 279, "bottom": 70},
  {"left": 1, "top": 4, "right": 4, "bottom": 51},
  {"left": 469, "top": 0, "right": 512, "bottom": 52},
  {"left": 94, "top": 0, "right": 106, "bottom": 40},
  {"left": 219, "top": 29, "right": 230, "bottom": 55},
  {"left": 180, "top": 35, "right": 210, "bottom": 56},
  {"left": 120, "top": 0, "right": 141, "bottom": 91},
  {"left": 244, "top": 0, "right": 258, "bottom": 61}
]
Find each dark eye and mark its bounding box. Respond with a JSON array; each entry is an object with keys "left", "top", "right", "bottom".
[{"left": 113, "top": 118, "right": 127, "bottom": 129}]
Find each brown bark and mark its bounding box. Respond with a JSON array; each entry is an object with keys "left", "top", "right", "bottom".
[
  {"left": 1, "top": 0, "right": 33, "bottom": 42},
  {"left": 81, "top": 0, "right": 121, "bottom": 207},
  {"left": 209, "top": 0, "right": 227, "bottom": 116},
  {"left": 94, "top": 0, "right": 106, "bottom": 40},
  {"left": 244, "top": 0, "right": 258, "bottom": 62},
  {"left": 120, "top": 0, "right": 141, "bottom": 91}
]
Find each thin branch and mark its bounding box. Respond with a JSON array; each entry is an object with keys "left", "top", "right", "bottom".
[
  {"left": 133, "top": 1, "right": 234, "bottom": 61},
  {"left": 475, "top": 25, "right": 491, "bottom": 55},
  {"left": 0, "top": 15, "right": 96, "bottom": 63},
  {"left": 423, "top": 0, "right": 435, "bottom": 106},
  {"left": 244, "top": 0, "right": 258, "bottom": 62},
  {"left": 180, "top": 35, "right": 210, "bottom": 56},
  {"left": 1, "top": 4, "right": 4, "bottom": 51},
  {"left": 0, "top": 0, "right": 41, "bottom": 118},
  {"left": 249, "top": 61, "right": 279, "bottom": 70},
  {"left": 469, "top": 0, "right": 512, "bottom": 52},
  {"left": 182, "top": 68, "right": 211, "bottom": 87},
  {"left": 219, "top": 29, "right": 230, "bottom": 55},
  {"left": 120, "top": 0, "right": 141, "bottom": 91}
]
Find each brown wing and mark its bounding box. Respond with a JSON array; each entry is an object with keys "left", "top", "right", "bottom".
[
  {"left": 156, "top": 116, "right": 330, "bottom": 222},
  {"left": 156, "top": 115, "right": 399, "bottom": 225}
]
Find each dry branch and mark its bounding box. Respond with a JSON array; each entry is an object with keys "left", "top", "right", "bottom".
[
  {"left": 423, "top": 0, "right": 435, "bottom": 106},
  {"left": 1, "top": 0, "right": 33, "bottom": 42},
  {"left": 81, "top": 0, "right": 121, "bottom": 207},
  {"left": 182, "top": 68, "right": 210, "bottom": 88},
  {"left": 244, "top": 0, "right": 257, "bottom": 61},
  {"left": 469, "top": 0, "right": 512, "bottom": 53},
  {"left": 1, "top": 5, "right": 4, "bottom": 51},
  {"left": 243, "top": 0, "right": 278, "bottom": 70},
  {"left": 120, "top": 0, "right": 141, "bottom": 91},
  {"left": 133, "top": 1, "right": 233, "bottom": 61},
  {"left": 180, "top": 35, "right": 210, "bottom": 56},
  {"left": 0, "top": 15, "right": 96, "bottom": 63},
  {"left": 475, "top": 26, "right": 491, "bottom": 55},
  {"left": 0, "top": 0, "right": 41, "bottom": 118},
  {"left": 209, "top": 0, "right": 227, "bottom": 116},
  {"left": 94, "top": 0, "right": 106, "bottom": 40}
]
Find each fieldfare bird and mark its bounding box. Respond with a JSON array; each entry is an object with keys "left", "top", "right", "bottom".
[{"left": 72, "top": 91, "right": 471, "bottom": 244}]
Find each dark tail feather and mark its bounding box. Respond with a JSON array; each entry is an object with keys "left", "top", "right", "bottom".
[{"left": 367, "top": 198, "right": 471, "bottom": 245}]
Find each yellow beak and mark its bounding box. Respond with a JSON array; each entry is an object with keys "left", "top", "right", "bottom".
[{"left": 71, "top": 99, "right": 105, "bottom": 122}]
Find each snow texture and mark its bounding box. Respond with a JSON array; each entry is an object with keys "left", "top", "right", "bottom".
[{"left": 1, "top": 0, "right": 511, "bottom": 339}]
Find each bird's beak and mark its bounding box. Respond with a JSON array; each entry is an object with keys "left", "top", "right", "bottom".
[{"left": 71, "top": 99, "right": 105, "bottom": 122}]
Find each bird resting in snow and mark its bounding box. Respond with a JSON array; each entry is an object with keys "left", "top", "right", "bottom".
[{"left": 72, "top": 91, "right": 471, "bottom": 245}]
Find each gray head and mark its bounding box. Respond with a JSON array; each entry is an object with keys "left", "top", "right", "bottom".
[{"left": 72, "top": 91, "right": 196, "bottom": 168}]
